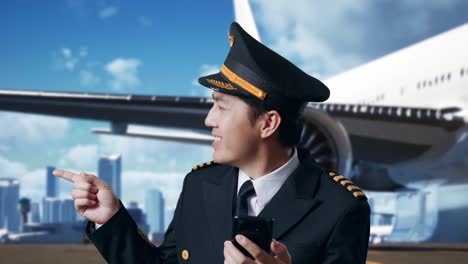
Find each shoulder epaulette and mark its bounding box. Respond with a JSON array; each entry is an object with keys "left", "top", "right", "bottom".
[
  {"left": 328, "top": 171, "right": 367, "bottom": 200},
  {"left": 192, "top": 161, "right": 216, "bottom": 172}
]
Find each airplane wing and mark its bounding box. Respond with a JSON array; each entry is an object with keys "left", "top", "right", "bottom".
[
  {"left": 310, "top": 102, "right": 466, "bottom": 164},
  {"left": 0, "top": 89, "right": 213, "bottom": 143},
  {"left": 1, "top": 88, "right": 464, "bottom": 164}
]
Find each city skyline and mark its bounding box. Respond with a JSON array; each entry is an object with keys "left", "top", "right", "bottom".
[{"left": 1, "top": 152, "right": 175, "bottom": 240}]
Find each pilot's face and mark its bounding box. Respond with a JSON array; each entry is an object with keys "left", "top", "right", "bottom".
[{"left": 205, "top": 91, "right": 262, "bottom": 166}]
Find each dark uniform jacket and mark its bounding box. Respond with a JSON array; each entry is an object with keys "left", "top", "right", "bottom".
[{"left": 86, "top": 155, "right": 370, "bottom": 263}]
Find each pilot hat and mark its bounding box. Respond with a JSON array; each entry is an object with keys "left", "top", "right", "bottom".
[{"left": 199, "top": 22, "right": 330, "bottom": 116}]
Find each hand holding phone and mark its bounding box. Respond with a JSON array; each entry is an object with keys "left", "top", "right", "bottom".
[{"left": 231, "top": 216, "right": 274, "bottom": 259}]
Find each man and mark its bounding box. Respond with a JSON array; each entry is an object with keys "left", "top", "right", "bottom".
[{"left": 54, "top": 22, "right": 370, "bottom": 263}]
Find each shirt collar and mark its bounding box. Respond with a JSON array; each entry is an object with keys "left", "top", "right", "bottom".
[{"left": 237, "top": 148, "right": 300, "bottom": 206}]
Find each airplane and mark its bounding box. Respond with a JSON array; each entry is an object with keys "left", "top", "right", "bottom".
[{"left": 1, "top": 0, "right": 467, "bottom": 242}]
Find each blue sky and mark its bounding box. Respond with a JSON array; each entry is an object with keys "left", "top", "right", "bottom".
[{"left": 1, "top": 0, "right": 467, "bottom": 209}]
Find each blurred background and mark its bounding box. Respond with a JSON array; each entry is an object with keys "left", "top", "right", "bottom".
[{"left": 1, "top": 0, "right": 468, "bottom": 263}]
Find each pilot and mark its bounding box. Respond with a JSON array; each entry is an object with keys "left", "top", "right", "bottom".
[{"left": 54, "top": 22, "right": 370, "bottom": 263}]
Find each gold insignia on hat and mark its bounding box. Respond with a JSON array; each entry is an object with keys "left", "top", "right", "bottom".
[
  {"left": 206, "top": 79, "right": 237, "bottom": 90},
  {"left": 181, "top": 249, "right": 190, "bottom": 260},
  {"left": 228, "top": 32, "right": 235, "bottom": 47},
  {"left": 221, "top": 65, "right": 267, "bottom": 100}
]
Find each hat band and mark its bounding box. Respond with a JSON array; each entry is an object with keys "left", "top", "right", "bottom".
[{"left": 221, "top": 65, "right": 267, "bottom": 100}]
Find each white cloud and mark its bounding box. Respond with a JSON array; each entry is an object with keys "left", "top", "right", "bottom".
[
  {"left": 99, "top": 6, "right": 118, "bottom": 19},
  {"left": 0, "top": 155, "right": 28, "bottom": 179},
  {"left": 192, "top": 64, "right": 220, "bottom": 96},
  {"left": 121, "top": 171, "right": 184, "bottom": 208},
  {"left": 0, "top": 155, "right": 44, "bottom": 203},
  {"left": 252, "top": 0, "right": 464, "bottom": 77},
  {"left": 79, "top": 69, "right": 100, "bottom": 87},
  {"left": 79, "top": 46, "right": 88, "bottom": 57},
  {"left": 253, "top": 0, "right": 368, "bottom": 77},
  {"left": 53, "top": 47, "right": 80, "bottom": 72},
  {"left": 138, "top": 16, "right": 153, "bottom": 27},
  {"left": 0, "top": 112, "right": 69, "bottom": 144},
  {"left": 58, "top": 144, "right": 99, "bottom": 169},
  {"left": 98, "top": 128, "right": 212, "bottom": 171},
  {"left": 105, "top": 58, "right": 142, "bottom": 90},
  {"left": 62, "top": 48, "right": 72, "bottom": 58},
  {"left": 0, "top": 145, "right": 10, "bottom": 153}
]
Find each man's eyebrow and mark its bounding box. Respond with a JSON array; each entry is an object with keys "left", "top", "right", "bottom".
[{"left": 212, "top": 94, "right": 227, "bottom": 102}]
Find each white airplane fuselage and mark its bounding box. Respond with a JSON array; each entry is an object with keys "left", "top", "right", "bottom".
[{"left": 324, "top": 23, "right": 468, "bottom": 119}]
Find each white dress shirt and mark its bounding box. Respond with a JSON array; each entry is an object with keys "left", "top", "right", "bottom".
[{"left": 237, "top": 148, "right": 300, "bottom": 216}]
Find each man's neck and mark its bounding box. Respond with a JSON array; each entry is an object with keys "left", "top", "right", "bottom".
[{"left": 238, "top": 145, "right": 293, "bottom": 180}]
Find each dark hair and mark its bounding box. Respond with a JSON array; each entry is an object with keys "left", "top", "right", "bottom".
[{"left": 238, "top": 96, "right": 303, "bottom": 147}]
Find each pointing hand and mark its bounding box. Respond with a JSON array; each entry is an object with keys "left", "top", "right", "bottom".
[{"left": 53, "top": 169, "right": 120, "bottom": 224}]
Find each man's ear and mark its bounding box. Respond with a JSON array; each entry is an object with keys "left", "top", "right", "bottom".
[{"left": 259, "top": 110, "right": 282, "bottom": 139}]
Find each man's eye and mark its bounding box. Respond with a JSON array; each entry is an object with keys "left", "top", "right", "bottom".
[{"left": 217, "top": 105, "right": 225, "bottom": 110}]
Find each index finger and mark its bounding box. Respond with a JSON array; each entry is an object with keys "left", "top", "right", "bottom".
[
  {"left": 235, "top": 235, "right": 271, "bottom": 262},
  {"left": 52, "top": 169, "right": 77, "bottom": 183}
]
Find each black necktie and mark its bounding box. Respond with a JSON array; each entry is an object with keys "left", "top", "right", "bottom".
[{"left": 236, "top": 180, "right": 256, "bottom": 217}]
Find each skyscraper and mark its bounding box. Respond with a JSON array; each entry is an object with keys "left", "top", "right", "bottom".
[
  {"left": 30, "top": 202, "right": 41, "bottom": 223},
  {"left": 98, "top": 154, "right": 122, "bottom": 199},
  {"left": 145, "top": 189, "right": 165, "bottom": 233},
  {"left": 46, "top": 166, "right": 57, "bottom": 198},
  {"left": 164, "top": 207, "right": 175, "bottom": 232},
  {"left": 0, "top": 178, "right": 21, "bottom": 232},
  {"left": 42, "top": 197, "right": 61, "bottom": 223},
  {"left": 60, "top": 198, "right": 76, "bottom": 223}
]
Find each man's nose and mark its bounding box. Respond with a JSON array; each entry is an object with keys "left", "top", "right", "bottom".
[{"left": 204, "top": 106, "right": 217, "bottom": 128}]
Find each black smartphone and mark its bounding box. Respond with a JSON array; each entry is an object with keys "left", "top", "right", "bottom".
[{"left": 231, "top": 216, "right": 274, "bottom": 260}]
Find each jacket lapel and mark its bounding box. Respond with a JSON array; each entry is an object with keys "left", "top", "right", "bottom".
[
  {"left": 202, "top": 165, "right": 238, "bottom": 246},
  {"left": 258, "top": 161, "right": 323, "bottom": 239}
]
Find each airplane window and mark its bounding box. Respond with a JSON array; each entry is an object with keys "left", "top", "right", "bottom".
[
  {"left": 447, "top": 73, "right": 451, "bottom": 80},
  {"left": 434, "top": 77, "right": 438, "bottom": 84},
  {"left": 417, "top": 82, "right": 420, "bottom": 89},
  {"left": 428, "top": 81, "right": 432, "bottom": 87},
  {"left": 396, "top": 108, "right": 402, "bottom": 116},
  {"left": 441, "top": 75, "right": 445, "bottom": 82},
  {"left": 406, "top": 109, "right": 411, "bottom": 117},
  {"left": 461, "top": 68, "right": 465, "bottom": 77}
]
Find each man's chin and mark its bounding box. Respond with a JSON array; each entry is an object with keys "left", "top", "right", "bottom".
[{"left": 213, "top": 153, "right": 230, "bottom": 165}]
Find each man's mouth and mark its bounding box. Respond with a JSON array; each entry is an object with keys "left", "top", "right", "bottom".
[{"left": 214, "top": 136, "right": 222, "bottom": 143}]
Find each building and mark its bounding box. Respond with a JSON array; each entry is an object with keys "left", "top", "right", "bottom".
[
  {"left": 30, "top": 202, "right": 40, "bottom": 224},
  {"left": 60, "top": 199, "right": 76, "bottom": 223},
  {"left": 127, "top": 203, "right": 149, "bottom": 236},
  {"left": 0, "top": 179, "right": 20, "bottom": 232},
  {"left": 98, "top": 154, "right": 121, "bottom": 199},
  {"left": 43, "top": 198, "right": 78, "bottom": 224},
  {"left": 46, "top": 166, "right": 57, "bottom": 198},
  {"left": 145, "top": 189, "right": 165, "bottom": 234},
  {"left": 42, "top": 197, "right": 61, "bottom": 224},
  {"left": 164, "top": 207, "right": 175, "bottom": 232}
]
